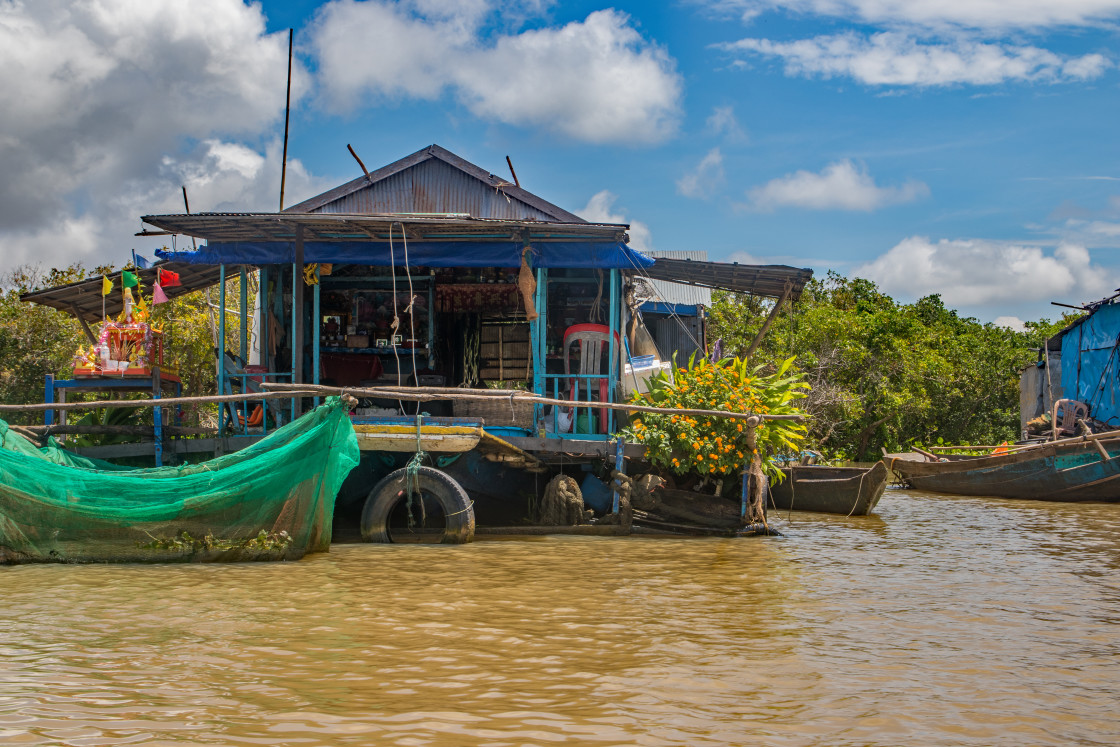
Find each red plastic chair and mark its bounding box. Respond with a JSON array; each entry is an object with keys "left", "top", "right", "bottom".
[{"left": 563, "top": 323, "right": 620, "bottom": 434}]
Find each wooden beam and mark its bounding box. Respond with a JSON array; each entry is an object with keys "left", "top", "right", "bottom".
[
  {"left": 745, "top": 282, "right": 792, "bottom": 359},
  {"left": 70, "top": 303, "right": 98, "bottom": 344}
]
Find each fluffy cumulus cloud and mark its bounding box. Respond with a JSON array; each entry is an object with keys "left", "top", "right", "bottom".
[
  {"left": 854, "top": 237, "right": 1114, "bottom": 307},
  {"left": 698, "top": 0, "right": 1120, "bottom": 31},
  {"left": 744, "top": 159, "right": 928, "bottom": 211},
  {"left": 706, "top": 106, "right": 747, "bottom": 141},
  {"left": 719, "top": 33, "right": 1111, "bottom": 87},
  {"left": 993, "top": 315, "right": 1027, "bottom": 331},
  {"left": 677, "top": 148, "right": 725, "bottom": 198},
  {"left": 309, "top": 1, "right": 682, "bottom": 143},
  {"left": 0, "top": 0, "right": 309, "bottom": 268},
  {"left": 579, "top": 190, "right": 653, "bottom": 252}
]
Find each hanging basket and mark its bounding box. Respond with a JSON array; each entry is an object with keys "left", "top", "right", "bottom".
[{"left": 453, "top": 397, "right": 535, "bottom": 428}]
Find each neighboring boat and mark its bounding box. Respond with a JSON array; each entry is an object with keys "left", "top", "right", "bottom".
[
  {"left": 768, "top": 462, "right": 889, "bottom": 515},
  {"left": 352, "top": 416, "right": 483, "bottom": 453},
  {"left": 886, "top": 435, "right": 1120, "bottom": 502},
  {"left": 0, "top": 397, "right": 360, "bottom": 564}
]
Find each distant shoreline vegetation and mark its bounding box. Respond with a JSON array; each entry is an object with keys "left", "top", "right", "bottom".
[
  {"left": 1, "top": 263, "right": 1078, "bottom": 459},
  {"left": 707, "top": 271, "right": 1080, "bottom": 461}
]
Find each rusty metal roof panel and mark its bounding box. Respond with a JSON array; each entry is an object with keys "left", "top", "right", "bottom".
[
  {"left": 642, "top": 251, "right": 713, "bottom": 308},
  {"left": 286, "top": 144, "right": 585, "bottom": 223},
  {"left": 640, "top": 257, "right": 813, "bottom": 301},
  {"left": 312, "top": 157, "right": 558, "bottom": 220},
  {"left": 140, "top": 213, "right": 628, "bottom": 244},
  {"left": 19, "top": 261, "right": 234, "bottom": 323}
]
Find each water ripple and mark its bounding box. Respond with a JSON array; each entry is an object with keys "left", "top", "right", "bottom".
[{"left": 2, "top": 490, "right": 1119, "bottom": 745}]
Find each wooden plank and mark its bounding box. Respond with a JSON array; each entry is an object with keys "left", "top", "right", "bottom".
[{"left": 503, "top": 435, "right": 646, "bottom": 459}]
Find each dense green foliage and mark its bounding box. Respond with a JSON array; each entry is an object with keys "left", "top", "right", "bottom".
[
  {"left": 622, "top": 353, "right": 808, "bottom": 482},
  {"left": 1, "top": 263, "right": 250, "bottom": 429},
  {"left": 708, "top": 272, "right": 1076, "bottom": 460}
]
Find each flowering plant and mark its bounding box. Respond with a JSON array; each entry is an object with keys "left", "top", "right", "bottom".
[{"left": 622, "top": 354, "right": 808, "bottom": 483}]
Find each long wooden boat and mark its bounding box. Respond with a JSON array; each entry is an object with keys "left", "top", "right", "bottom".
[
  {"left": 886, "top": 436, "right": 1120, "bottom": 502},
  {"left": 768, "top": 462, "right": 889, "bottom": 515},
  {"left": 0, "top": 398, "right": 360, "bottom": 564},
  {"left": 352, "top": 416, "right": 483, "bottom": 452}
]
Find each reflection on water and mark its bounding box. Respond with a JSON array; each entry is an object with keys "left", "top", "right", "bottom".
[{"left": 2, "top": 489, "right": 1119, "bottom": 746}]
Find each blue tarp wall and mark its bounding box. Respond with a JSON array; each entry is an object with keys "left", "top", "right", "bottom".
[
  {"left": 156, "top": 241, "right": 652, "bottom": 269},
  {"left": 1061, "top": 303, "right": 1120, "bottom": 426}
]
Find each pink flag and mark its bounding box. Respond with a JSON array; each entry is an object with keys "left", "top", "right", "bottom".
[{"left": 152, "top": 282, "right": 169, "bottom": 305}]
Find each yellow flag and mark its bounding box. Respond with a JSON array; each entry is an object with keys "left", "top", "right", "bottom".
[{"left": 101, "top": 275, "right": 112, "bottom": 296}]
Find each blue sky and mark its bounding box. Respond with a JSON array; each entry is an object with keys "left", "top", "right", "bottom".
[{"left": 1, "top": 0, "right": 1118, "bottom": 327}]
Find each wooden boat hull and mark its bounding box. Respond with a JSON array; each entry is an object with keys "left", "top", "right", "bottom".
[
  {"left": 769, "top": 462, "right": 889, "bottom": 515},
  {"left": 352, "top": 417, "right": 483, "bottom": 453},
  {"left": 887, "top": 440, "right": 1120, "bottom": 502}
]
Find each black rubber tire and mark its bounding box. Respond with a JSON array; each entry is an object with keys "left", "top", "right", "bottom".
[{"left": 360, "top": 466, "right": 475, "bottom": 544}]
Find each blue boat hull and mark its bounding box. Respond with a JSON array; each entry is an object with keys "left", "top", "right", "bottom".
[{"left": 888, "top": 440, "right": 1120, "bottom": 502}]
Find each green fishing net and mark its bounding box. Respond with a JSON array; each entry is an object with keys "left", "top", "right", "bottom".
[{"left": 0, "top": 397, "right": 360, "bottom": 564}]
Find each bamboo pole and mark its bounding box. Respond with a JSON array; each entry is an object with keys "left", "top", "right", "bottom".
[
  {"left": 923, "top": 428, "right": 1120, "bottom": 458},
  {"left": 0, "top": 389, "right": 318, "bottom": 413},
  {"left": 261, "top": 382, "right": 799, "bottom": 422},
  {"left": 19, "top": 425, "right": 219, "bottom": 437}
]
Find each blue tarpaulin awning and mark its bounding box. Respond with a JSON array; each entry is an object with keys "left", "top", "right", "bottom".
[{"left": 155, "top": 240, "right": 652, "bottom": 269}]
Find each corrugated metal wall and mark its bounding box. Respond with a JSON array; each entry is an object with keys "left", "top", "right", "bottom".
[
  {"left": 311, "top": 159, "right": 556, "bottom": 220},
  {"left": 653, "top": 315, "right": 704, "bottom": 365}
]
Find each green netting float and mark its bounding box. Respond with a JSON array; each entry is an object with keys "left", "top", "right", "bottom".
[{"left": 0, "top": 397, "right": 360, "bottom": 564}]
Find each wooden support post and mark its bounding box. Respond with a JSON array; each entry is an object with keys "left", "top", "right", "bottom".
[
  {"left": 44, "top": 375, "right": 54, "bottom": 426},
  {"left": 152, "top": 365, "right": 163, "bottom": 467},
  {"left": 239, "top": 266, "right": 248, "bottom": 359},
  {"left": 70, "top": 304, "right": 97, "bottom": 345},
  {"left": 312, "top": 266, "right": 320, "bottom": 407},
  {"left": 742, "top": 417, "right": 765, "bottom": 524},
  {"left": 745, "top": 283, "right": 792, "bottom": 360},
  {"left": 218, "top": 264, "right": 227, "bottom": 430},
  {"left": 611, "top": 436, "right": 625, "bottom": 514},
  {"left": 293, "top": 226, "right": 304, "bottom": 386}
]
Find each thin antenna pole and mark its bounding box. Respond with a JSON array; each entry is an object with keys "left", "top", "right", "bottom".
[
  {"left": 182, "top": 186, "right": 196, "bottom": 250},
  {"left": 505, "top": 155, "right": 520, "bottom": 187},
  {"left": 279, "top": 27, "right": 293, "bottom": 211}
]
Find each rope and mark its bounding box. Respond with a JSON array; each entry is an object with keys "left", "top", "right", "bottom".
[
  {"left": 399, "top": 223, "right": 420, "bottom": 386},
  {"left": 402, "top": 410, "right": 429, "bottom": 528},
  {"left": 444, "top": 499, "right": 475, "bottom": 518}
]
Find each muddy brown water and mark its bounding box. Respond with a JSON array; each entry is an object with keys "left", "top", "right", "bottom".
[{"left": 2, "top": 489, "right": 1118, "bottom": 746}]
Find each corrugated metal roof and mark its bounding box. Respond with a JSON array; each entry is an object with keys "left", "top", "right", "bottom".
[
  {"left": 641, "top": 257, "right": 813, "bottom": 301},
  {"left": 642, "top": 250, "right": 712, "bottom": 308},
  {"left": 20, "top": 262, "right": 233, "bottom": 322},
  {"left": 284, "top": 144, "right": 586, "bottom": 223},
  {"left": 139, "top": 213, "right": 628, "bottom": 244}
]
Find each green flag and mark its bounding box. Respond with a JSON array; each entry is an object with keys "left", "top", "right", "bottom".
[{"left": 121, "top": 270, "right": 139, "bottom": 288}]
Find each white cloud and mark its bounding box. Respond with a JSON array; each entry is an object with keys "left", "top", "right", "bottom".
[
  {"left": 1084, "top": 221, "right": 1120, "bottom": 237},
  {"left": 0, "top": 138, "right": 322, "bottom": 269},
  {"left": 994, "top": 315, "right": 1027, "bottom": 331},
  {"left": 706, "top": 106, "right": 747, "bottom": 141},
  {"left": 854, "top": 237, "right": 1113, "bottom": 306},
  {"left": 697, "top": 0, "right": 1120, "bottom": 31},
  {"left": 745, "top": 159, "right": 928, "bottom": 211},
  {"left": 677, "top": 148, "right": 725, "bottom": 198},
  {"left": 719, "top": 32, "right": 1111, "bottom": 86},
  {"left": 0, "top": 0, "right": 307, "bottom": 268},
  {"left": 579, "top": 190, "right": 653, "bottom": 252},
  {"left": 309, "top": 2, "right": 682, "bottom": 144}
]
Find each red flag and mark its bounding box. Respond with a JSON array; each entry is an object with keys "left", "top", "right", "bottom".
[{"left": 158, "top": 268, "right": 181, "bottom": 287}]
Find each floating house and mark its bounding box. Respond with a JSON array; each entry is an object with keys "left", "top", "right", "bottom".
[
  {"left": 1021, "top": 295, "right": 1120, "bottom": 435},
  {"left": 22, "top": 144, "right": 813, "bottom": 539}
]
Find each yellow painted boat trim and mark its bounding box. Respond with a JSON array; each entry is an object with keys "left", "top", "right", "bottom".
[{"left": 353, "top": 423, "right": 482, "bottom": 453}]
